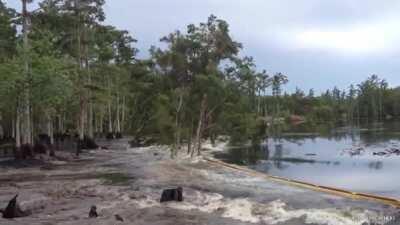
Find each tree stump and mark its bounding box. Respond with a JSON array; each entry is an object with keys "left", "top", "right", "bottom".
[
  {"left": 1, "top": 195, "right": 30, "bottom": 219},
  {"left": 89, "top": 205, "right": 98, "bottom": 218},
  {"left": 160, "top": 187, "right": 183, "bottom": 202}
]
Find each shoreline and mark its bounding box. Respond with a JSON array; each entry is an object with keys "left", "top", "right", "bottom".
[{"left": 0, "top": 139, "right": 398, "bottom": 225}]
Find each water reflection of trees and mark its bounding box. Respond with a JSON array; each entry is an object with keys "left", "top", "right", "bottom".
[
  {"left": 220, "top": 144, "right": 270, "bottom": 165},
  {"left": 284, "top": 124, "right": 400, "bottom": 148},
  {"left": 359, "top": 132, "right": 400, "bottom": 146},
  {"left": 215, "top": 140, "right": 344, "bottom": 173},
  {"left": 368, "top": 161, "right": 383, "bottom": 170},
  {"left": 272, "top": 144, "right": 288, "bottom": 170},
  {"left": 216, "top": 123, "right": 400, "bottom": 171}
]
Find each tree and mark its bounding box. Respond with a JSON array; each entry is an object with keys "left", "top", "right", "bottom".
[
  {"left": 152, "top": 15, "right": 242, "bottom": 156},
  {"left": 271, "top": 73, "right": 288, "bottom": 118},
  {"left": 0, "top": 1, "right": 18, "bottom": 141},
  {"left": 357, "top": 75, "right": 387, "bottom": 122},
  {"left": 18, "top": 0, "right": 34, "bottom": 154}
]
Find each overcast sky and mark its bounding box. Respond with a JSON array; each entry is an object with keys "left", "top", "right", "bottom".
[{"left": 5, "top": 0, "right": 400, "bottom": 93}]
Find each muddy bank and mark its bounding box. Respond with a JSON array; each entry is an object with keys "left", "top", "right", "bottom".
[{"left": 0, "top": 139, "right": 398, "bottom": 225}]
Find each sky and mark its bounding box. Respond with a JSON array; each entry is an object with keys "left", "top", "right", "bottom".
[{"left": 5, "top": 0, "right": 400, "bottom": 93}]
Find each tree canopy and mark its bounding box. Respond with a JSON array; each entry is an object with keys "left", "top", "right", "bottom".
[{"left": 0, "top": 0, "right": 399, "bottom": 159}]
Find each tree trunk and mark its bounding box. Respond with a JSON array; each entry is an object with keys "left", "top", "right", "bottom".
[
  {"left": 108, "top": 99, "right": 113, "bottom": 134},
  {"left": 11, "top": 118, "right": 15, "bottom": 139},
  {"left": 21, "top": 0, "right": 32, "bottom": 148},
  {"left": 93, "top": 107, "right": 98, "bottom": 136},
  {"left": 46, "top": 114, "right": 54, "bottom": 145},
  {"left": 47, "top": 114, "right": 55, "bottom": 156},
  {"left": 75, "top": 0, "right": 86, "bottom": 156},
  {"left": 107, "top": 76, "right": 113, "bottom": 135},
  {"left": 121, "top": 96, "right": 126, "bottom": 133},
  {"left": 187, "top": 135, "right": 192, "bottom": 155},
  {"left": 99, "top": 106, "right": 105, "bottom": 135},
  {"left": 77, "top": 97, "right": 85, "bottom": 156},
  {"left": 173, "top": 91, "right": 184, "bottom": 158},
  {"left": 88, "top": 97, "right": 94, "bottom": 138},
  {"left": 116, "top": 92, "right": 121, "bottom": 133},
  {"left": 0, "top": 113, "right": 3, "bottom": 140},
  {"left": 85, "top": 34, "right": 93, "bottom": 139},
  {"left": 192, "top": 94, "right": 207, "bottom": 157},
  {"left": 58, "top": 113, "right": 64, "bottom": 134},
  {"left": 77, "top": 96, "right": 85, "bottom": 156},
  {"left": 15, "top": 107, "right": 21, "bottom": 159},
  {"left": 187, "top": 117, "right": 194, "bottom": 155}
]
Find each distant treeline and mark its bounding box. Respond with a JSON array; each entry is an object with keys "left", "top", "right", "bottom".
[
  {"left": 0, "top": 1, "right": 398, "bottom": 158},
  {"left": 275, "top": 74, "right": 399, "bottom": 125}
]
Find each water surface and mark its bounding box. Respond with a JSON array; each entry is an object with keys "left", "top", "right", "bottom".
[{"left": 214, "top": 122, "right": 400, "bottom": 198}]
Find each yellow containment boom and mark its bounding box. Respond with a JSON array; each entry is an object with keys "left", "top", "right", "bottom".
[{"left": 204, "top": 157, "right": 400, "bottom": 208}]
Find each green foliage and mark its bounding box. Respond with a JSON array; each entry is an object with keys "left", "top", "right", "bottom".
[
  {"left": 0, "top": 57, "right": 24, "bottom": 106},
  {"left": 153, "top": 94, "right": 175, "bottom": 144},
  {"left": 1, "top": 0, "right": 398, "bottom": 158},
  {"left": 0, "top": 1, "right": 17, "bottom": 61}
]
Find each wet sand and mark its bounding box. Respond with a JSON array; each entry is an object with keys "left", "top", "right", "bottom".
[{"left": 0, "top": 139, "right": 398, "bottom": 225}]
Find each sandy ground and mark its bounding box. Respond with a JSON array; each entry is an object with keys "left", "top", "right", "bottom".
[{"left": 0, "top": 139, "right": 399, "bottom": 225}]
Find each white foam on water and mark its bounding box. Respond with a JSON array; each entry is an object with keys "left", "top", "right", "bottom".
[
  {"left": 133, "top": 196, "right": 159, "bottom": 209},
  {"left": 221, "top": 198, "right": 260, "bottom": 223},
  {"left": 133, "top": 190, "right": 375, "bottom": 225},
  {"left": 259, "top": 199, "right": 373, "bottom": 225}
]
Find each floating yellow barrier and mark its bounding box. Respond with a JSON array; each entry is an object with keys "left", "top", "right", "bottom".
[{"left": 204, "top": 157, "right": 400, "bottom": 208}]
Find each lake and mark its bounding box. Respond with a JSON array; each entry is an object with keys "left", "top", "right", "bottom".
[{"left": 214, "top": 122, "right": 400, "bottom": 199}]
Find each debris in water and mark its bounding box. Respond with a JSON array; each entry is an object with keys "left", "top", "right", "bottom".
[
  {"left": 341, "top": 146, "right": 365, "bottom": 156},
  {"left": 373, "top": 152, "right": 387, "bottom": 156}
]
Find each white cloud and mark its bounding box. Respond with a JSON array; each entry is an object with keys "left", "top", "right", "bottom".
[{"left": 292, "top": 18, "right": 400, "bottom": 55}]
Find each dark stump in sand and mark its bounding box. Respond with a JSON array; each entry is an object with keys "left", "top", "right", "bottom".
[
  {"left": 35, "top": 134, "right": 54, "bottom": 156},
  {"left": 106, "top": 133, "right": 115, "bottom": 140},
  {"left": 89, "top": 205, "right": 98, "bottom": 218},
  {"left": 83, "top": 136, "right": 98, "bottom": 149},
  {"left": 20, "top": 144, "right": 34, "bottom": 159},
  {"left": 33, "top": 142, "right": 48, "bottom": 155},
  {"left": 77, "top": 136, "right": 99, "bottom": 152},
  {"left": 115, "top": 132, "right": 123, "bottom": 139},
  {"left": 160, "top": 187, "right": 183, "bottom": 202},
  {"left": 115, "top": 214, "right": 124, "bottom": 222},
  {"left": 1, "top": 195, "right": 30, "bottom": 219}
]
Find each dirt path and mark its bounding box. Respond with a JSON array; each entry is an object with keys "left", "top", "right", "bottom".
[{"left": 0, "top": 139, "right": 398, "bottom": 225}]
